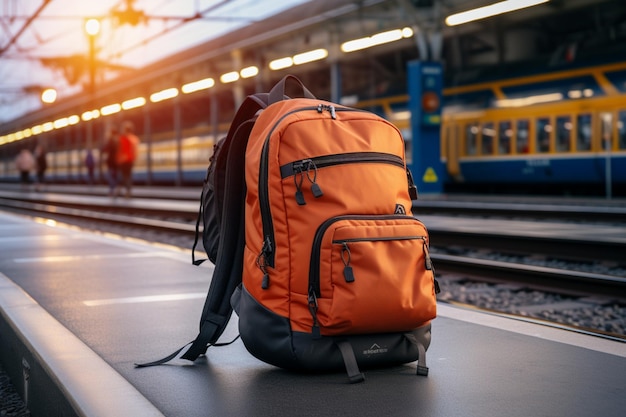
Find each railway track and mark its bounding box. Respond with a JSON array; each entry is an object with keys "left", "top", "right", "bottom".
[{"left": 1, "top": 189, "right": 625, "bottom": 340}]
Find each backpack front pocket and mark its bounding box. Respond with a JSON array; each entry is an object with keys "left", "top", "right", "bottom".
[{"left": 309, "top": 215, "right": 437, "bottom": 335}]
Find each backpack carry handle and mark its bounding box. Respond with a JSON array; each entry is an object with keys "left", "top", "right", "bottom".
[{"left": 269, "top": 75, "right": 316, "bottom": 104}]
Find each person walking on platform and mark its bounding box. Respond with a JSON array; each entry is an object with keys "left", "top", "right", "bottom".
[
  {"left": 34, "top": 144, "right": 47, "bottom": 191},
  {"left": 116, "top": 121, "right": 140, "bottom": 198},
  {"left": 85, "top": 149, "right": 96, "bottom": 185},
  {"left": 15, "top": 148, "right": 35, "bottom": 190},
  {"left": 101, "top": 126, "right": 119, "bottom": 196}
]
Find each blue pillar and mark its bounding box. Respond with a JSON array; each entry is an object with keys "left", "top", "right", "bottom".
[
  {"left": 408, "top": 61, "right": 444, "bottom": 194},
  {"left": 330, "top": 62, "right": 342, "bottom": 104}
]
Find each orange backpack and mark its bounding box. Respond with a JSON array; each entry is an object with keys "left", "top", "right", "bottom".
[{"left": 140, "top": 76, "right": 439, "bottom": 383}]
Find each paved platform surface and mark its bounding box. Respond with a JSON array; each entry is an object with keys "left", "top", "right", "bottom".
[{"left": 1, "top": 210, "right": 625, "bottom": 416}]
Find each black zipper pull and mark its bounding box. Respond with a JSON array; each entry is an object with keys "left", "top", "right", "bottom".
[
  {"left": 423, "top": 241, "right": 440, "bottom": 294},
  {"left": 308, "top": 289, "right": 321, "bottom": 339},
  {"left": 293, "top": 161, "right": 306, "bottom": 205},
  {"left": 423, "top": 241, "right": 433, "bottom": 271},
  {"left": 305, "top": 159, "right": 324, "bottom": 198},
  {"left": 341, "top": 242, "right": 355, "bottom": 283},
  {"left": 407, "top": 168, "right": 418, "bottom": 200}
]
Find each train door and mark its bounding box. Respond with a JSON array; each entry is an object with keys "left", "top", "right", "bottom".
[
  {"left": 444, "top": 121, "right": 461, "bottom": 178},
  {"left": 599, "top": 112, "right": 613, "bottom": 151},
  {"left": 619, "top": 110, "right": 626, "bottom": 150},
  {"left": 599, "top": 111, "right": 613, "bottom": 198}
]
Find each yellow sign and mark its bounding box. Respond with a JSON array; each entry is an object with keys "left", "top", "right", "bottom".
[{"left": 422, "top": 167, "right": 438, "bottom": 183}]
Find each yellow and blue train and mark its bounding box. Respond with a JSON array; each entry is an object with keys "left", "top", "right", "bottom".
[{"left": 377, "top": 60, "right": 626, "bottom": 195}]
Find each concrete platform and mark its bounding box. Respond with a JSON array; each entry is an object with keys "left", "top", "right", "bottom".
[{"left": 0, "top": 210, "right": 625, "bottom": 416}]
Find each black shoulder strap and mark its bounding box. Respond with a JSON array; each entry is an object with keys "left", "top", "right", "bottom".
[
  {"left": 136, "top": 94, "right": 268, "bottom": 367},
  {"left": 181, "top": 117, "right": 256, "bottom": 360},
  {"left": 183, "top": 93, "right": 270, "bottom": 360}
]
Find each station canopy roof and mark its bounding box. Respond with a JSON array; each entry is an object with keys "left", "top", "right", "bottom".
[{"left": 1, "top": 0, "right": 624, "bottom": 128}]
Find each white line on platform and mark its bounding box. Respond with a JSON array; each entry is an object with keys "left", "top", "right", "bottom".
[
  {"left": 437, "top": 303, "right": 626, "bottom": 358},
  {"left": 0, "top": 235, "right": 82, "bottom": 242},
  {"left": 83, "top": 293, "right": 206, "bottom": 306},
  {"left": 13, "top": 251, "right": 177, "bottom": 263}
]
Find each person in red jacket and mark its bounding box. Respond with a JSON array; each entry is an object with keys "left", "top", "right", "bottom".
[{"left": 116, "top": 121, "right": 140, "bottom": 198}]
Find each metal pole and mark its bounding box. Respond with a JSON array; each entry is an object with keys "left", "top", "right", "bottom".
[
  {"left": 87, "top": 34, "right": 95, "bottom": 152},
  {"left": 144, "top": 103, "right": 152, "bottom": 186},
  {"left": 174, "top": 96, "right": 182, "bottom": 186},
  {"left": 605, "top": 135, "right": 612, "bottom": 199},
  {"left": 211, "top": 91, "right": 219, "bottom": 143},
  {"left": 330, "top": 62, "right": 341, "bottom": 104}
]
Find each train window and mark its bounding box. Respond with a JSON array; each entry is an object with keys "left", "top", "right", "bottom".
[
  {"left": 556, "top": 116, "right": 572, "bottom": 152},
  {"left": 619, "top": 110, "right": 626, "bottom": 150},
  {"left": 498, "top": 120, "right": 512, "bottom": 154},
  {"left": 465, "top": 122, "right": 479, "bottom": 155},
  {"left": 536, "top": 117, "right": 551, "bottom": 153},
  {"left": 576, "top": 113, "right": 592, "bottom": 151},
  {"left": 517, "top": 119, "right": 530, "bottom": 153},
  {"left": 481, "top": 122, "right": 494, "bottom": 155}
]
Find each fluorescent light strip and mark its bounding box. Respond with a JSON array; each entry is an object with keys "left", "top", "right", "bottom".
[
  {"left": 220, "top": 71, "right": 240, "bottom": 83},
  {"left": 269, "top": 57, "right": 293, "bottom": 70},
  {"left": 150, "top": 87, "right": 179, "bottom": 103},
  {"left": 122, "top": 97, "right": 146, "bottom": 110},
  {"left": 100, "top": 103, "right": 122, "bottom": 116},
  {"left": 341, "top": 28, "right": 413, "bottom": 53},
  {"left": 240, "top": 66, "right": 259, "bottom": 78},
  {"left": 293, "top": 49, "right": 328, "bottom": 65},
  {"left": 182, "top": 78, "right": 215, "bottom": 93},
  {"left": 445, "top": 0, "right": 550, "bottom": 26},
  {"left": 53, "top": 118, "right": 69, "bottom": 129}
]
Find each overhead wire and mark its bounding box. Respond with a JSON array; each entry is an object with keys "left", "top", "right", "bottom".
[
  {"left": 0, "top": 0, "right": 53, "bottom": 57},
  {"left": 105, "top": 0, "right": 241, "bottom": 62}
]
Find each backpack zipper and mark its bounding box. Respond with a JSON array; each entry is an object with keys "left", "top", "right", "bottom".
[
  {"left": 280, "top": 152, "right": 404, "bottom": 178},
  {"left": 307, "top": 214, "right": 430, "bottom": 336},
  {"left": 281, "top": 152, "right": 405, "bottom": 206},
  {"left": 308, "top": 214, "right": 427, "bottom": 298}
]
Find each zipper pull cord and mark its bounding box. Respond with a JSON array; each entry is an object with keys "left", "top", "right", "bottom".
[
  {"left": 293, "top": 161, "right": 306, "bottom": 205},
  {"left": 407, "top": 168, "right": 418, "bottom": 200},
  {"left": 423, "top": 241, "right": 440, "bottom": 294},
  {"left": 329, "top": 105, "right": 336, "bottom": 119},
  {"left": 308, "top": 288, "right": 321, "bottom": 338},
  {"left": 341, "top": 242, "right": 355, "bottom": 283},
  {"left": 256, "top": 236, "right": 273, "bottom": 289},
  {"left": 305, "top": 159, "right": 324, "bottom": 198}
]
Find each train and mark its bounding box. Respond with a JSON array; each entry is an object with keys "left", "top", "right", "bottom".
[
  {"left": 440, "top": 60, "right": 626, "bottom": 196},
  {"left": 1, "top": 60, "right": 625, "bottom": 196}
]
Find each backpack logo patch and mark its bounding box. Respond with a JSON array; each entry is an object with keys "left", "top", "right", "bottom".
[
  {"left": 363, "top": 343, "right": 389, "bottom": 356},
  {"left": 394, "top": 204, "right": 406, "bottom": 214}
]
